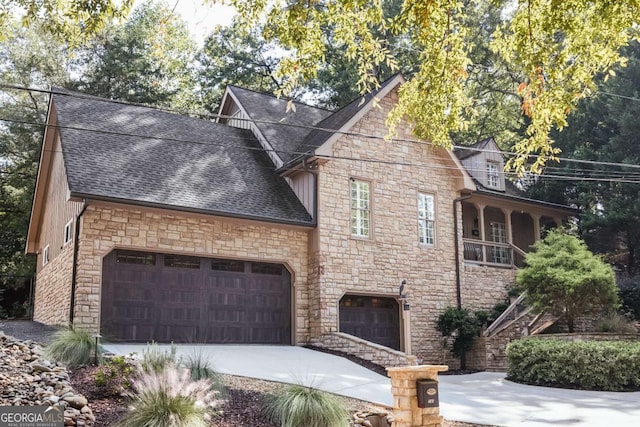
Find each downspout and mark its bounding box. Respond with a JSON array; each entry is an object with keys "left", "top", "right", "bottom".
[
  {"left": 69, "top": 199, "right": 88, "bottom": 323},
  {"left": 453, "top": 195, "right": 472, "bottom": 309}
]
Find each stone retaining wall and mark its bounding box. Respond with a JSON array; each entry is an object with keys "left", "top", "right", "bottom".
[
  {"left": 530, "top": 333, "right": 639, "bottom": 342},
  {"left": 310, "top": 332, "right": 418, "bottom": 368}
]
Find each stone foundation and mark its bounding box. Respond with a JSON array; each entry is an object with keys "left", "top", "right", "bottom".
[
  {"left": 310, "top": 332, "right": 418, "bottom": 367},
  {"left": 387, "top": 365, "right": 448, "bottom": 427}
]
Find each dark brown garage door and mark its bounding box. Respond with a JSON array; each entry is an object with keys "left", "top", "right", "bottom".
[
  {"left": 100, "top": 250, "right": 291, "bottom": 344},
  {"left": 339, "top": 295, "right": 400, "bottom": 350}
]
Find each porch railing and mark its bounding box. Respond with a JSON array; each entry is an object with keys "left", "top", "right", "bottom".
[{"left": 462, "top": 238, "right": 518, "bottom": 267}]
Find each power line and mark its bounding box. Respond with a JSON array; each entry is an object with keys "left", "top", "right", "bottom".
[
  {"left": 3, "top": 114, "right": 640, "bottom": 185},
  {"left": 2, "top": 84, "right": 640, "bottom": 184}
]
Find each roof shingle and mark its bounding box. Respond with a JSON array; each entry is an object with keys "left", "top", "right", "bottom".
[{"left": 52, "top": 88, "right": 313, "bottom": 225}]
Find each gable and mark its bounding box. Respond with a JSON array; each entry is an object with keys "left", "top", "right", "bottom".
[
  {"left": 311, "top": 76, "right": 475, "bottom": 191},
  {"left": 456, "top": 138, "right": 506, "bottom": 191}
]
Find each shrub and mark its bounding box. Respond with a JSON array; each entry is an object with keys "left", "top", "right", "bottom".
[
  {"left": 140, "top": 342, "right": 178, "bottom": 373},
  {"left": 506, "top": 338, "right": 640, "bottom": 391},
  {"left": 116, "top": 365, "right": 223, "bottom": 427},
  {"left": 183, "top": 351, "right": 225, "bottom": 395},
  {"left": 264, "top": 384, "right": 349, "bottom": 427},
  {"left": 94, "top": 356, "right": 136, "bottom": 397},
  {"left": 44, "top": 325, "right": 97, "bottom": 367},
  {"left": 436, "top": 307, "right": 482, "bottom": 369},
  {"left": 517, "top": 230, "right": 618, "bottom": 332},
  {"left": 595, "top": 313, "right": 638, "bottom": 334}
]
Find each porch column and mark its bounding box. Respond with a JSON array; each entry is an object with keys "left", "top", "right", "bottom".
[
  {"left": 501, "top": 208, "right": 513, "bottom": 244},
  {"left": 475, "top": 203, "right": 486, "bottom": 261},
  {"left": 531, "top": 213, "right": 541, "bottom": 241}
]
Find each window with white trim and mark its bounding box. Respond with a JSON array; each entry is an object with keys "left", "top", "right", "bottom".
[
  {"left": 350, "top": 179, "right": 370, "bottom": 237},
  {"left": 489, "top": 222, "right": 509, "bottom": 264},
  {"left": 417, "top": 193, "right": 436, "bottom": 245},
  {"left": 63, "top": 220, "right": 73, "bottom": 246},
  {"left": 42, "top": 245, "right": 49, "bottom": 266},
  {"left": 487, "top": 161, "right": 500, "bottom": 188}
]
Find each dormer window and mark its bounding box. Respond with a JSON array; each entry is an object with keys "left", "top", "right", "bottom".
[{"left": 487, "top": 161, "right": 499, "bottom": 188}]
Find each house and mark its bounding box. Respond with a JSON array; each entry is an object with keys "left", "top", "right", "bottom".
[{"left": 26, "top": 75, "right": 575, "bottom": 366}]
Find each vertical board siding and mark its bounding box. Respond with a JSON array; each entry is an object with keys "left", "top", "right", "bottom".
[
  {"left": 461, "top": 151, "right": 505, "bottom": 191},
  {"left": 36, "top": 132, "right": 84, "bottom": 272},
  {"left": 289, "top": 172, "right": 315, "bottom": 218}
]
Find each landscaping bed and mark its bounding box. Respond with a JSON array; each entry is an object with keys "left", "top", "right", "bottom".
[{"left": 69, "top": 364, "right": 487, "bottom": 426}]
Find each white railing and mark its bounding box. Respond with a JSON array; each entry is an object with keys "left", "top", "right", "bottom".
[{"left": 463, "top": 238, "right": 513, "bottom": 266}]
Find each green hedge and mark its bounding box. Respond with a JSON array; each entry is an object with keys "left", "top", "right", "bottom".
[{"left": 506, "top": 338, "right": 640, "bottom": 391}]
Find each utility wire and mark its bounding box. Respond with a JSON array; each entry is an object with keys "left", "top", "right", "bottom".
[
  {"left": 2, "top": 84, "right": 640, "bottom": 183},
  {"left": 3, "top": 115, "right": 640, "bottom": 185}
]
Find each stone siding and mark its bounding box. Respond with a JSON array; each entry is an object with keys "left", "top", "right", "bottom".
[
  {"left": 310, "top": 332, "right": 418, "bottom": 368},
  {"left": 460, "top": 263, "right": 514, "bottom": 310},
  {"left": 310, "top": 87, "right": 510, "bottom": 364},
  {"left": 33, "top": 243, "right": 74, "bottom": 325},
  {"left": 71, "top": 204, "right": 311, "bottom": 344}
]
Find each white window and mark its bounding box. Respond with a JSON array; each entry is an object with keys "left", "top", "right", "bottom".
[
  {"left": 350, "top": 179, "right": 370, "bottom": 237},
  {"left": 418, "top": 193, "right": 436, "bottom": 245},
  {"left": 487, "top": 161, "right": 500, "bottom": 188},
  {"left": 42, "top": 245, "right": 49, "bottom": 266},
  {"left": 490, "top": 222, "right": 509, "bottom": 264},
  {"left": 63, "top": 220, "right": 73, "bottom": 246}
]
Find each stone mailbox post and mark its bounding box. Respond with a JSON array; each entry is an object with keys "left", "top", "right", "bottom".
[{"left": 386, "top": 365, "right": 448, "bottom": 427}]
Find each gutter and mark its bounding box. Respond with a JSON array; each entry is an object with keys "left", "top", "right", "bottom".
[
  {"left": 69, "top": 199, "right": 88, "bottom": 323},
  {"left": 68, "top": 192, "right": 315, "bottom": 228},
  {"left": 453, "top": 195, "right": 472, "bottom": 309}
]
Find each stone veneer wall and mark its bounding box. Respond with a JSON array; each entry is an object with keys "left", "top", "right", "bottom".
[
  {"left": 460, "top": 263, "right": 515, "bottom": 310},
  {"left": 310, "top": 332, "right": 418, "bottom": 368},
  {"left": 71, "top": 205, "right": 311, "bottom": 344},
  {"left": 33, "top": 243, "right": 75, "bottom": 325},
  {"left": 484, "top": 312, "right": 538, "bottom": 372},
  {"left": 308, "top": 87, "right": 512, "bottom": 364}
]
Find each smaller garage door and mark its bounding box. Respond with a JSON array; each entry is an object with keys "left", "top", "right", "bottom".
[{"left": 339, "top": 295, "right": 400, "bottom": 350}]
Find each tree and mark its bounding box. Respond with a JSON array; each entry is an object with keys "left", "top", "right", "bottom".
[
  {"left": 526, "top": 41, "right": 640, "bottom": 276},
  {"left": 0, "top": 21, "right": 72, "bottom": 312},
  {"left": 1, "top": 0, "right": 132, "bottom": 44},
  {"left": 516, "top": 230, "right": 618, "bottom": 332},
  {"left": 197, "top": 20, "right": 285, "bottom": 112},
  {"left": 74, "top": 1, "right": 199, "bottom": 110},
  {"left": 217, "top": 0, "right": 640, "bottom": 175}
]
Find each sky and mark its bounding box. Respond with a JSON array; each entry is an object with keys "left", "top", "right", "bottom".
[{"left": 134, "top": 0, "right": 236, "bottom": 44}]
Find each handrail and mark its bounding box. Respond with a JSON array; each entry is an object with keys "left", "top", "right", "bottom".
[
  {"left": 510, "top": 243, "right": 527, "bottom": 258},
  {"left": 484, "top": 290, "right": 528, "bottom": 337}
]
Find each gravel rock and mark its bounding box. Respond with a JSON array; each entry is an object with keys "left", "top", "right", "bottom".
[{"left": 0, "top": 333, "right": 94, "bottom": 426}]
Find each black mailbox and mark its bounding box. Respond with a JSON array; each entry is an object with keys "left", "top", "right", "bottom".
[{"left": 416, "top": 379, "right": 439, "bottom": 408}]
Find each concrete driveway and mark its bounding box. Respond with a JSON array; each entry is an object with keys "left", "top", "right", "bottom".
[
  {"left": 102, "top": 343, "right": 392, "bottom": 406},
  {"left": 102, "top": 343, "right": 640, "bottom": 426}
]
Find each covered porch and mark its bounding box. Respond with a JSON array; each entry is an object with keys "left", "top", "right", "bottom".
[{"left": 461, "top": 194, "right": 576, "bottom": 268}]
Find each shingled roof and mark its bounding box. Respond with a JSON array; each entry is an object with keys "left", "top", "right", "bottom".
[
  {"left": 226, "top": 86, "right": 333, "bottom": 163},
  {"left": 52, "top": 88, "right": 313, "bottom": 225}
]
